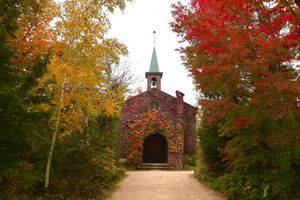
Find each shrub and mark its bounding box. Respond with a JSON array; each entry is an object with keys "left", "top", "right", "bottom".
[
  {"left": 195, "top": 116, "right": 300, "bottom": 200},
  {"left": 183, "top": 154, "right": 196, "bottom": 166},
  {"left": 50, "top": 115, "right": 125, "bottom": 198},
  {"left": 197, "top": 126, "right": 227, "bottom": 174},
  {"left": 183, "top": 154, "right": 197, "bottom": 170}
]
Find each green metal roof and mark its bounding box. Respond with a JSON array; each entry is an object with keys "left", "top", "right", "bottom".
[{"left": 149, "top": 47, "right": 160, "bottom": 72}]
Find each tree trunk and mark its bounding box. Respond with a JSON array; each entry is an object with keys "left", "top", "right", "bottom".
[
  {"left": 44, "top": 115, "right": 61, "bottom": 188},
  {"left": 45, "top": 80, "right": 66, "bottom": 189}
]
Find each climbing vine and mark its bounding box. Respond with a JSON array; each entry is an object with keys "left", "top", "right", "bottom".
[{"left": 127, "top": 109, "right": 184, "bottom": 164}]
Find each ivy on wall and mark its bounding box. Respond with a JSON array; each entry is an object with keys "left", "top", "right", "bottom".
[{"left": 127, "top": 109, "right": 184, "bottom": 164}]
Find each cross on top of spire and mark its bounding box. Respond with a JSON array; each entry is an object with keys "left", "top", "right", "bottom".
[
  {"left": 149, "top": 30, "right": 159, "bottom": 73},
  {"left": 153, "top": 30, "right": 156, "bottom": 46}
]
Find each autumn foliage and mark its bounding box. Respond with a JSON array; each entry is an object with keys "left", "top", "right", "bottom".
[
  {"left": 8, "top": 0, "right": 57, "bottom": 71},
  {"left": 172, "top": 0, "right": 299, "bottom": 128},
  {"left": 0, "top": 0, "right": 130, "bottom": 198},
  {"left": 172, "top": 0, "right": 300, "bottom": 199}
]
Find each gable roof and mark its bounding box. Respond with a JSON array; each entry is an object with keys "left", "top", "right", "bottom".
[{"left": 125, "top": 88, "right": 197, "bottom": 111}]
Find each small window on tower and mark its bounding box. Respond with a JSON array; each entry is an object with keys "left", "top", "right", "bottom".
[
  {"left": 149, "top": 102, "right": 159, "bottom": 110},
  {"left": 151, "top": 77, "right": 157, "bottom": 88}
]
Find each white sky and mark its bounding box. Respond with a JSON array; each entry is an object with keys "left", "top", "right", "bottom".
[
  {"left": 54, "top": 0, "right": 198, "bottom": 105},
  {"left": 108, "top": 0, "right": 198, "bottom": 106}
]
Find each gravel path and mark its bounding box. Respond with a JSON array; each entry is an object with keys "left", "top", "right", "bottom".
[{"left": 108, "top": 171, "right": 225, "bottom": 200}]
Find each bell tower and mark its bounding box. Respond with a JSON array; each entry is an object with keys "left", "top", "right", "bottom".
[
  {"left": 146, "top": 46, "right": 163, "bottom": 90},
  {"left": 146, "top": 28, "right": 163, "bottom": 89},
  {"left": 146, "top": 31, "right": 163, "bottom": 91}
]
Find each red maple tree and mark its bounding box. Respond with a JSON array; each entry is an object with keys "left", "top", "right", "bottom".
[
  {"left": 172, "top": 2, "right": 300, "bottom": 198},
  {"left": 172, "top": 0, "right": 300, "bottom": 132}
]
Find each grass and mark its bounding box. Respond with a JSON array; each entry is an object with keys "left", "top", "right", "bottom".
[{"left": 183, "top": 164, "right": 197, "bottom": 171}]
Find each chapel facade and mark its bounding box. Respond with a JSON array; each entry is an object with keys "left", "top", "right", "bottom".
[{"left": 119, "top": 47, "right": 198, "bottom": 169}]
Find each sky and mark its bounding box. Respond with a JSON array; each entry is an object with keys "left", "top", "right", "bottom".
[{"left": 108, "top": 0, "right": 198, "bottom": 106}]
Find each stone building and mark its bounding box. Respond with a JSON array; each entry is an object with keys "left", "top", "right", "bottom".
[{"left": 119, "top": 47, "right": 198, "bottom": 169}]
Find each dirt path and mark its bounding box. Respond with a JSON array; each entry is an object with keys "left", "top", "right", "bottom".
[{"left": 108, "top": 171, "right": 225, "bottom": 200}]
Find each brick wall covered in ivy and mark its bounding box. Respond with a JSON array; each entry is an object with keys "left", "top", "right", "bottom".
[{"left": 119, "top": 88, "right": 197, "bottom": 169}]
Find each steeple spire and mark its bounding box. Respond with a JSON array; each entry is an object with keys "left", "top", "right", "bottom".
[
  {"left": 145, "top": 31, "right": 163, "bottom": 91},
  {"left": 149, "top": 47, "right": 159, "bottom": 73},
  {"left": 149, "top": 31, "right": 159, "bottom": 73}
]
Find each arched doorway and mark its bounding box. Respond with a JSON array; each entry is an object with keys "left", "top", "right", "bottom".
[{"left": 143, "top": 133, "right": 168, "bottom": 163}]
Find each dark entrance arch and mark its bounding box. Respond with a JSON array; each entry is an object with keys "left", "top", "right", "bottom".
[{"left": 143, "top": 133, "right": 168, "bottom": 163}]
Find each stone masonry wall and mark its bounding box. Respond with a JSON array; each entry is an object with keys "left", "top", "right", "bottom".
[{"left": 119, "top": 88, "right": 197, "bottom": 169}]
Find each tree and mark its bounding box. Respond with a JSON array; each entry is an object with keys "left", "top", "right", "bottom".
[
  {"left": 0, "top": 0, "right": 56, "bottom": 198},
  {"left": 0, "top": 0, "right": 132, "bottom": 197},
  {"left": 7, "top": 0, "right": 57, "bottom": 71},
  {"left": 35, "top": 0, "right": 129, "bottom": 188},
  {"left": 172, "top": 0, "right": 300, "bottom": 199}
]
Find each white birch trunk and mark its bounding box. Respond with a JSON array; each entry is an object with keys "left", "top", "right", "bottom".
[{"left": 45, "top": 80, "right": 66, "bottom": 189}]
